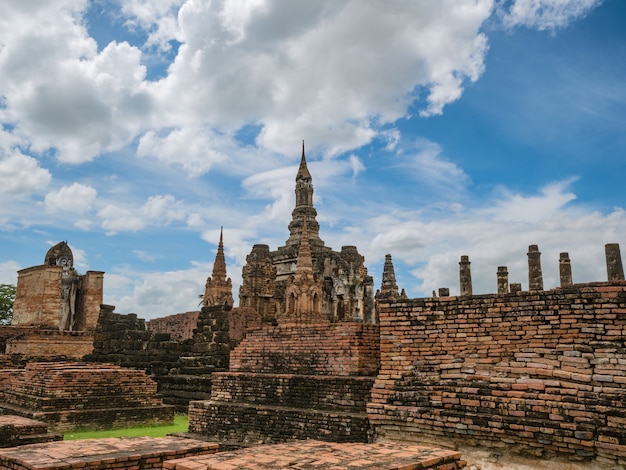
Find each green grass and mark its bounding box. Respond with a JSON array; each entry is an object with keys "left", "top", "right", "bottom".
[{"left": 63, "top": 414, "right": 188, "bottom": 440}]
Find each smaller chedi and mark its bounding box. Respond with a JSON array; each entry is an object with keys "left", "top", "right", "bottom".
[{"left": 11, "top": 241, "right": 103, "bottom": 331}]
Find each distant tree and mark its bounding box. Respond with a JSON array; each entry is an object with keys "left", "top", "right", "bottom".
[{"left": 0, "top": 284, "right": 16, "bottom": 325}]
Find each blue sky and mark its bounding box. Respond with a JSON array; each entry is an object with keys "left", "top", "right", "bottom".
[{"left": 1, "top": 0, "right": 625, "bottom": 319}]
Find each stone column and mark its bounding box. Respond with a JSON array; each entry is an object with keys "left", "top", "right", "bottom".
[
  {"left": 605, "top": 243, "right": 625, "bottom": 281},
  {"left": 497, "top": 266, "right": 509, "bottom": 294},
  {"left": 459, "top": 255, "right": 472, "bottom": 296},
  {"left": 559, "top": 252, "right": 573, "bottom": 287},
  {"left": 527, "top": 245, "right": 544, "bottom": 291}
]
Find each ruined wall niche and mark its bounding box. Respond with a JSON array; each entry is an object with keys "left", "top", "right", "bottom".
[{"left": 11, "top": 242, "right": 103, "bottom": 331}]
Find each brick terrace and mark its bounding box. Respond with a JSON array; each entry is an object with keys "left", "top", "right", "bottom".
[
  {"left": 164, "top": 440, "right": 465, "bottom": 470},
  {"left": 0, "top": 436, "right": 218, "bottom": 470}
]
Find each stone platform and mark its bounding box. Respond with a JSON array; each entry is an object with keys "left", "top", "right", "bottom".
[
  {"left": 163, "top": 440, "right": 466, "bottom": 469},
  {"left": 0, "top": 436, "right": 218, "bottom": 470}
]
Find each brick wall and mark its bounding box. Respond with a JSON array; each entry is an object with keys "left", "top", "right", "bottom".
[
  {"left": 230, "top": 323, "right": 380, "bottom": 376},
  {"left": 0, "top": 362, "right": 174, "bottom": 431},
  {"left": 368, "top": 281, "right": 626, "bottom": 465},
  {"left": 147, "top": 311, "right": 200, "bottom": 342},
  {"left": 86, "top": 305, "right": 238, "bottom": 410},
  {"left": 188, "top": 322, "right": 380, "bottom": 446}
]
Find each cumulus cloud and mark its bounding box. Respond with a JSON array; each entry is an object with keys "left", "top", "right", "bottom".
[
  {"left": 0, "top": 153, "right": 51, "bottom": 196},
  {"left": 149, "top": 0, "right": 493, "bottom": 158},
  {"left": 44, "top": 183, "right": 98, "bottom": 214},
  {"left": 0, "top": 1, "right": 151, "bottom": 163},
  {"left": 137, "top": 127, "right": 230, "bottom": 176},
  {"left": 118, "top": 0, "right": 185, "bottom": 50},
  {"left": 500, "top": 0, "right": 604, "bottom": 31},
  {"left": 98, "top": 194, "right": 187, "bottom": 235}
]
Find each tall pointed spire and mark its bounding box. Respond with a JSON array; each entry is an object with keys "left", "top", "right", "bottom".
[
  {"left": 204, "top": 227, "right": 234, "bottom": 308},
  {"left": 211, "top": 227, "right": 226, "bottom": 279},
  {"left": 286, "top": 141, "right": 323, "bottom": 248},
  {"left": 296, "top": 140, "right": 311, "bottom": 181}
]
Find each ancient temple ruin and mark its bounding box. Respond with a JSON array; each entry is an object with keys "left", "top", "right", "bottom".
[
  {"left": 239, "top": 143, "right": 376, "bottom": 324},
  {"left": 12, "top": 241, "right": 103, "bottom": 331},
  {"left": 2, "top": 241, "right": 103, "bottom": 359}
]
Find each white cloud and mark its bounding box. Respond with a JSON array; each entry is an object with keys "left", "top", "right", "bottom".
[
  {"left": 485, "top": 178, "right": 577, "bottom": 223},
  {"left": 137, "top": 128, "right": 230, "bottom": 176},
  {"left": 98, "top": 204, "right": 145, "bottom": 235},
  {"left": 349, "top": 178, "right": 623, "bottom": 298},
  {"left": 394, "top": 139, "right": 469, "bottom": 191},
  {"left": 118, "top": 0, "right": 185, "bottom": 50},
  {"left": 150, "top": 0, "right": 493, "bottom": 156},
  {"left": 501, "top": 0, "right": 604, "bottom": 31},
  {"left": 104, "top": 265, "right": 210, "bottom": 319},
  {"left": 45, "top": 183, "right": 97, "bottom": 214},
  {"left": 0, "top": 260, "right": 21, "bottom": 285},
  {"left": 98, "top": 194, "right": 187, "bottom": 235},
  {"left": 133, "top": 250, "right": 158, "bottom": 262},
  {"left": 0, "top": 2, "right": 151, "bottom": 163},
  {"left": 0, "top": 153, "right": 51, "bottom": 196}
]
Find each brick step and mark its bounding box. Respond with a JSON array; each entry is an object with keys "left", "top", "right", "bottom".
[
  {"left": 189, "top": 399, "right": 372, "bottom": 445},
  {"left": 0, "top": 402, "right": 175, "bottom": 432},
  {"left": 17, "top": 432, "right": 62, "bottom": 445},
  {"left": 210, "top": 372, "right": 374, "bottom": 411}
]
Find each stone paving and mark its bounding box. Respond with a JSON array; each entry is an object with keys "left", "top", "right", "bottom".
[
  {"left": 164, "top": 440, "right": 466, "bottom": 469},
  {"left": 0, "top": 436, "right": 218, "bottom": 470}
]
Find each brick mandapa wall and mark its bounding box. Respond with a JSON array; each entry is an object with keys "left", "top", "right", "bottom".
[{"left": 368, "top": 281, "right": 626, "bottom": 465}]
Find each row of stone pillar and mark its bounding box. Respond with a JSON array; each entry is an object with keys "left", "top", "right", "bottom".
[{"left": 454, "top": 243, "right": 625, "bottom": 296}]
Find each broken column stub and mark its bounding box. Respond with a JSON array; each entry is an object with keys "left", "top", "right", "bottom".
[
  {"left": 559, "top": 252, "right": 573, "bottom": 287},
  {"left": 438, "top": 288, "right": 450, "bottom": 297},
  {"left": 497, "top": 266, "right": 509, "bottom": 294},
  {"left": 605, "top": 243, "right": 625, "bottom": 281},
  {"left": 527, "top": 245, "right": 544, "bottom": 291},
  {"left": 459, "top": 255, "right": 472, "bottom": 296}
]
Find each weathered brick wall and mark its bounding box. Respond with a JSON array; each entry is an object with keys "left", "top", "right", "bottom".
[
  {"left": 368, "top": 281, "right": 626, "bottom": 464},
  {"left": 189, "top": 399, "right": 372, "bottom": 446},
  {"left": 0, "top": 362, "right": 174, "bottom": 431},
  {"left": 5, "top": 330, "right": 94, "bottom": 359},
  {"left": 188, "top": 322, "right": 380, "bottom": 446},
  {"left": 210, "top": 372, "right": 375, "bottom": 410},
  {"left": 228, "top": 307, "right": 262, "bottom": 346},
  {"left": 86, "top": 305, "right": 237, "bottom": 409},
  {"left": 75, "top": 270, "right": 104, "bottom": 330},
  {"left": 230, "top": 323, "right": 380, "bottom": 376},
  {"left": 147, "top": 311, "right": 200, "bottom": 342},
  {"left": 86, "top": 306, "right": 190, "bottom": 375},
  {"left": 11, "top": 266, "right": 62, "bottom": 327}
]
